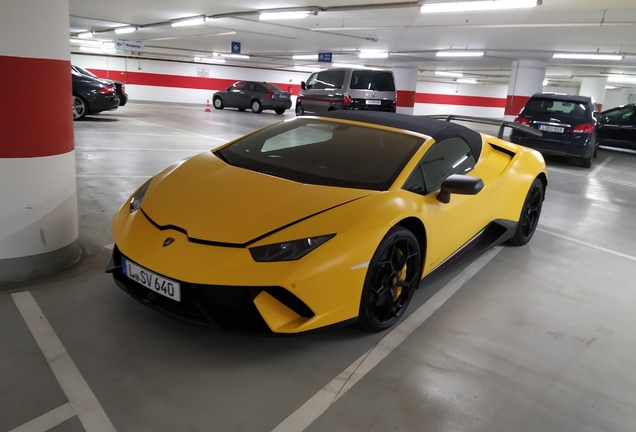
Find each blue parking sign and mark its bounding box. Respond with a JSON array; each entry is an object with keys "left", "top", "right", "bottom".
[{"left": 231, "top": 42, "right": 241, "bottom": 54}]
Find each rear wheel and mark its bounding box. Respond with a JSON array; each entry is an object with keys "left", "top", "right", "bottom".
[
  {"left": 508, "top": 178, "right": 544, "bottom": 246},
  {"left": 275, "top": 108, "right": 286, "bottom": 115},
  {"left": 213, "top": 97, "right": 224, "bottom": 110},
  {"left": 72, "top": 95, "right": 88, "bottom": 120},
  {"left": 358, "top": 227, "right": 422, "bottom": 332},
  {"left": 580, "top": 153, "right": 593, "bottom": 168},
  {"left": 251, "top": 100, "right": 262, "bottom": 113},
  {"left": 295, "top": 103, "right": 304, "bottom": 116}
]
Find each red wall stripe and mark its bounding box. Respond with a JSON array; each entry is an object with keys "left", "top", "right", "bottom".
[
  {"left": 0, "top": 56, "right": 74, "bottom": 158},
  {"left": 397, "top": 90, "right": 415, "bottom": 107},
  {"left": 504, "top": 95, "right": 531, "bottom": 116},
  {"left": 415, "top": 93, "right": 506, "bottom": 108}
]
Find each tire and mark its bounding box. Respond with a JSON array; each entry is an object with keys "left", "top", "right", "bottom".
[
  {"left": 580, "top": 153, "right": 593, "bottom": 168},
  {"left": 358, "top": 227, "right": 422, "bottom": 332},
  {"left": 213, "top": 97, "right": 224, "bottom": 110},
  {"left": 251, "top": 100, "right": 263, "bottom": 114},
  {"left": 72, "top": 95, "right": 88, "bottom": 120},
  {"left": 295, "top": 103, "right": 304, "bottom": 116},
  {"left": 275, "top": 108, "right": 286, "bottom": 115},
  {"left": 508, "top": 178, "right": 544, "bottom": 246}
]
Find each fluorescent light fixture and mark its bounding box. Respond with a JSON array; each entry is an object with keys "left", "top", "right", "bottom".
[
  {"left": 435, "top": 71, "right": 463, "bottom": 78},
  {"left": 77, "top": 31, "right": 94, "bottom": 39},
  {"left": 457, "top": 78, "right": 478, "bottom": 84},
  {"left": 198, "top": 57, "right": 226, "bottom": 64},
  {"left": 605, "top": 86, "right": 617, "bottom": 90},
  {"left": 436, "top": 51, "right": 484, "bottom": 57},
  {"left": 70, "top": 38, "right": 103, "bottom": 46},
  {"left": 553, "top": 53, "right": 624, "bottom": 61},
  {"left": 543, "top": 79, "right": 549, "bottom": 86},
  {"left": 259, "top": 11, "right": 311, "bottom": 20},
  {"left": 293, "top": 66, "right": 321, "bottom": 72},
  {"left": 607, "top": 75, "right": 636, "bottom": 84},
  {"left": 114, "top": 27, "right": 136, "bottom": 34},
  {"left": 171, "top": 16, "right": 206, "bottom": 27},
  {"left": 217, "top": 53, "right": 250, "bottom": 59},
  {"left": 332, "top": 63, "right": 368, "bottom": 69},
  {"left": 358, "top": 50, "right": 389, "bottom": 59},
  {"left": 421, "top": 0, "right": 538, "bottom": 13},
  {"left": 293, "top": 54, "right": 319, "bottom": 60},
  {"left": 79, "top": 46, "right": 116, "bottom": 53},
  {"left": 214, "top": 31, "right": 236, "bottom": 36}
]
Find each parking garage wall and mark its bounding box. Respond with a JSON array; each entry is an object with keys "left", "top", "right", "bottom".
[{"left": 412, "top": 82, "right": 508, "bottom": 118}]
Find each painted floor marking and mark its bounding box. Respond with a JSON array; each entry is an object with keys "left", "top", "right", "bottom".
[
  {"left": 103, "top": 243, "right": 115, "bottom": 250},
  {"left": 596, "top": 176, "right": 636, "bottom": 189},
  {"left": 124, "top": 118, "right": 227, "bottom": 141},
  {"left": 537, "top": 228, "right": 636, "bottom": 262},
  {"left": 76, "top": 175, "right": 151, "bottom": 179},
  {"left": 75, "top": 146, "right": 205, "bottom": 152},
  {"left": 271, "top": 246, "right": 504, "bottom": 432},
  {"left": 74, "top": 132, "right": 202, "bottom": 138},
  {"left": 11, "top": 291, "right": 117, "bottom": 432},
  {"left": 588, "top": 156, "right": 612, "bottom": 178},
  {"left": 8, "top": 402, "right": 75, "bottom": 432}
]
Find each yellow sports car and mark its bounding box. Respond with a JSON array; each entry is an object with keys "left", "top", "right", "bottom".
[{"left": 106, "top": 111, "right": 547, "bottom": 334}]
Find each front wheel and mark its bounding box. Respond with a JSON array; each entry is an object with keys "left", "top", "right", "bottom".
[
  {"left": 275, "top": 108, "right": 286, "bottom": 115},
  {"left": 251, "top": 100, "right": 262, "bottom": 114},
  {"left": 213, "top": 97, "right": 224, "bottom": 110},
  {"left": 358, "top": 227, "right": 422, "bottom": 332},
  {"left": 295, "top": 103, "right": 304, "bottom": 116},
  {"left": 508, "top": 178, "right": 544, "bottom": 246},
  {"left": 72, "top": 95, "right": 88, "bottom": 120}
]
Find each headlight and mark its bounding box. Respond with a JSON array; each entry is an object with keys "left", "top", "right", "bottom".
[
  {"left": 129, "top": 179, "right": 152, "bottom": 213},
  {"left": 249, "top": 234, "right": 335, "bottom": 262}
]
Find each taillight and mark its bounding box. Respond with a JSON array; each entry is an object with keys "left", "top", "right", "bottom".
[
  {"left": 120, "top": 84, "right": 125, "bottom": 92},
  {"left": 572, "top": 123, "right": 595, "bottom": 134},
  {"left": 266, "top": 92, "right": 274, "bottom": 99},
  {"left": 99, "top": 85, "right": 115, "bottom": 94},
  {"left": 514, "top": 116, "right": 531, "bottom": 126},
  {"left": 343, "top": 94, "right": 353, "bottom": 106}
]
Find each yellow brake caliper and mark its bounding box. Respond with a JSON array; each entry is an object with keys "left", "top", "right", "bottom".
[{"left": 393, "top": 248, "right": 406, "bottom": 302}]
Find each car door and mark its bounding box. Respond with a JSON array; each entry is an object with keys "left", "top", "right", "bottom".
[
  {"left": 599, "top": 105, "right": 636, "bottom": 146},
  {"left": 403, "top": 137, "right": 489, "bottom": 272},
  {"left": 224, "top": 82, "right": 246, "bottom": 107}
]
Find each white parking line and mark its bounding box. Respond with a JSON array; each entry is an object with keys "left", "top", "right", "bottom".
[
  {"left": 124, "top": 118, "right": 227, "bottom": 141},
  {"left": 588, "top": 156, "right": 612, "bottom": 178},
  {"left": 271, "top": 246, "right": 503, "bottom": 432},
  {"left": 11, "top": 292, "right": 117, "bottom": 432},
  {"left": 75, "top": 146, "right": 205, "bottom": 152},
  {"left": 537, "top": 228, "right": 636, "bottom": 262},
  {"left": 8, "top": 403, "right": 75, "bottom": 432},
  {"left": 76, "top": 175, "right": 151, "bottom": 178}
]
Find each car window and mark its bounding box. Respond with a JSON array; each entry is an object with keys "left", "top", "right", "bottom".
[
  {"left": 350, "top": 71, "right": 395, "bottom": 91},
  {"left": 524, "top": 98, "right": 589, "bottom": 117},
  {"left": 306, "top": 73, "right": 318, "bottom": 88},
  {"left": 244, "top": 82, "right": 256, "bottom": 92},
  {"left": 215, "top": 119, "right": 423, "bottom": 191},
  {"left": 404, "top": 137, "right": 476, "bottom": 194},
  {"left": 602, "top": 106, "right": 635, "bottom": 122},
  {"left": 312, "top": 70, "right": 346, "bottom": 90},
  {"left": 262, "top": 82, "right": 283, "bottom": 92},
  {"left": 229, "top": 82, "right": 244, "bottom": 91}
]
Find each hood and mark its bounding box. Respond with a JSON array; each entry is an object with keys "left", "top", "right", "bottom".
[{"left": 141, "top": 152, "right": 374, "bottom": 244}]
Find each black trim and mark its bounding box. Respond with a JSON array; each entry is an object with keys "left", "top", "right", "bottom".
[{"left": 489, "top": 143, "right": 517, "bottom": 157}]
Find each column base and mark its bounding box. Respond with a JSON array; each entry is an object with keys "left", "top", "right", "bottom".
[{"left": 0, "top": 240, "right": 81, "bottom": 284}]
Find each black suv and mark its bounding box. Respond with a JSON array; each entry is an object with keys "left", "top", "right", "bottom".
[{"left": 511, "top": 93, "right": 599, "bottom": 167}]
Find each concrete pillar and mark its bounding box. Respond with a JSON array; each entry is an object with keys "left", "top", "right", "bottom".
[
  {"left": 0, "top": 0, "right": 80, "bottom": 282},
  {"left": 393, "top": 66, "right": 418, "bottom": 115},
  {"left": 504, "top": 60, "right": 546, "bottom": 120},
  {"left": 579, "top": 77, "right": 608, "bottom": 111}
]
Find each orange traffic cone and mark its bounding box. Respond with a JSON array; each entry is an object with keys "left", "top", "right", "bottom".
[{"left": 205, "top": 99, "right": 211, "bottom": 112}]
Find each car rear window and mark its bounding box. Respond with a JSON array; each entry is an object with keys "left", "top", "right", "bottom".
[
  {"left": 524, "top": 98, "right": 589, "bottom": 117},
  {"left": 261, "top": 82, "right": 283, "bottom": 92},
  {"left": 350, "top": 71, "right": 396, "bottom": 91}
]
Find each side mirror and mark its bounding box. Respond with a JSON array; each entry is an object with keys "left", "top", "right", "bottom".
[
  {"left": 301, "top": 81, "right": 307, "bottom": 90},
  {"left": 437, "top": 174, "right": 484, "bottom": 204}
]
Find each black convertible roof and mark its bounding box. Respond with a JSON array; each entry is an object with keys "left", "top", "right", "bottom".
[{"left": 319, "top": 110, "right": 483, "bottom": 159}]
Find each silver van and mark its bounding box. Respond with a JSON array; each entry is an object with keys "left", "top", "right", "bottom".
[{"left": 296, "top": 68, "right": 397, "bottom": 116}]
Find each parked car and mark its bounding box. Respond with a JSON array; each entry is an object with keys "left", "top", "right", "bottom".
[
  {"left": 296, "top": 68, "right": 397, "bottom": 116},
  {"left": 72, "top": 70, "right": 119, "bottom": 120},
  {"left": 71, "top": 64, "right": 128, "bottom": 107},
  {"left": 213, "top": 81, "right": 292, "bottom": 114},
  {"left": 597, "top": 104, "right": 636, "bottom": 151},
  {"left": 511, "top": 93, "right": 599, "bottom": 167}
]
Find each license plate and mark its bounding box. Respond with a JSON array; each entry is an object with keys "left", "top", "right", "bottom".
[
  {"left": 539, "top": 125, "right": 564, "bottom": 133},
  {"left": 365, "top": 99, "right": 381, "bottom": 105},
  {"left": 122, "top": 258, "right": 181, "bottom": 302},
  {"left": 278, "top": 94, "right": 288, "bottom": 99}
]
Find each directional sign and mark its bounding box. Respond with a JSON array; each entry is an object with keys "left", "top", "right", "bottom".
[
  {"left": 115, "top": 39, "right": 145, "bottom": 52},
  {"left": 231, "top": 42, "right": 241, "bottom": 54},
  {"left": 318, "top": 52, "right": 332, "bottom": 62}
]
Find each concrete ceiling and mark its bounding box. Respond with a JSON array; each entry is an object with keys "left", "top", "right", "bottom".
[{"left": 69, "top": 0, "right": 636, "bottom": 87}]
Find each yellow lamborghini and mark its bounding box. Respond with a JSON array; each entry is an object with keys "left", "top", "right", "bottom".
[{"left": 106, "top": 111, "right": 547, "bottom": 334}]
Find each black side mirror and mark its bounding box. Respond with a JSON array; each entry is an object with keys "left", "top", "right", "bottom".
[
  {"left": 301, "top": 81, "right": 307, "bottom": 90},
  {"left": 437, "top": 174, "right": 484, "bottom": 204}
]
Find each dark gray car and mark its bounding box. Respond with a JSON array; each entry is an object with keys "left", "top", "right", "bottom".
[
  {"left": 213, "top": 81, "right": 292, "bottom": 115},
  {"left": 597, "top": 104, "right": 636, "bottom": 151},
  {"left": 72, "top": 70, "right": 119, "bottom": 120}
]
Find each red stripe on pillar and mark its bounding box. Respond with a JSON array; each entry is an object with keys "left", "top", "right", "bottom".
[
  {"left": 0, "top": 56, "right": 74, "bottom": 158},
  {"left": 504, "top": 95, "right": 531, "bottom": 116},
  {"left": 415, "top": 93, "right": 506, "bottom": 108},
  {"left": 396, "top": 90, "right": 415, "bottom": 107}
]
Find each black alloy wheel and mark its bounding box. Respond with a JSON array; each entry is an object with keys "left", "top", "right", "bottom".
[
  {"left": 358, "top": 227, "right": 422, "bottom": 332},
  {"left": 295, "top": 103, "right": 304, "bottom": 116},
  {"left": 509, "top": 178, "right": 544, "bottom": 246},
  {"left": 213, "top": 97, "right": 224, "bottom": 110}
]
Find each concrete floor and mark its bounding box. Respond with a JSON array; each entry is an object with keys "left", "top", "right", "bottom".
[{"left": 2, "top": 103, "right": 636, "bottom": 432}]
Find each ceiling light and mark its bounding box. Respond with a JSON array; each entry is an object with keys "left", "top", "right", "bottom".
[
  {"left": 607, "top": 75, "right": 636, "bottom": 84},
  {"left": 293, "top": 66, "right": 321, "bottom": 72},
  {"left": 435, "top": 71, "right": 464, "bottom": 78},
  {"left": 114, "top": 27, "right": 136, "bottom": 34},
  {"left": 198, "top": 57, "right": 226, "bottom": 64},
  {"left": 421, "top": 0, "right": 538, "bottom": 13},
  {"left": 543, "top": 79, "right": 549, "bottom": 86},
  {"left": 171, "top": 16, "right": 206, "bottom": 27},
  {"left": 259, "top": 11, "right": 311, "bottom": 20},
  {"left": 70, "top": 38, "right": 103, "bottom": 47},
  {"left": 79, "top": 46, "right": 116, "bottom": 53},
  {"left": 457, "top": 78, "right": 479, "bottom": 84},
  {"left": 436, "top": 51, "right": 484, "bottom": 57},
  {"left": 293, "top": 54, "right": 319, "bottom": 60},
  {"left": 358, "top": 50, "right": 389, "bottom": 59},
  {"left": 605, "top": 86, "right": 617, "bottom": 90},
  {"left": 553, "top": 53, "right": 624, "bottom": 61},
  {"left": 332, "top": 63, "right": 368, "bottom": 69},
  {"left": 217, "top": 53, "right": 250, "bottom": 59},
  {"left": 77, "top": 31, "right": 94, "bottom": 39},
  {"left": 214, "top": 31, "right": 236, "bottom": 36}
]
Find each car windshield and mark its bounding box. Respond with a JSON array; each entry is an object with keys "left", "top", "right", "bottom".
[
  {"left": 524, "top": 98, "right": 589, "bottom": 117},
  {"left": 215, "top": 119, "right": 423, "bottom": 190},
  {"left": 350, "top": 71, "right": 395, "bottom": 91}
]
